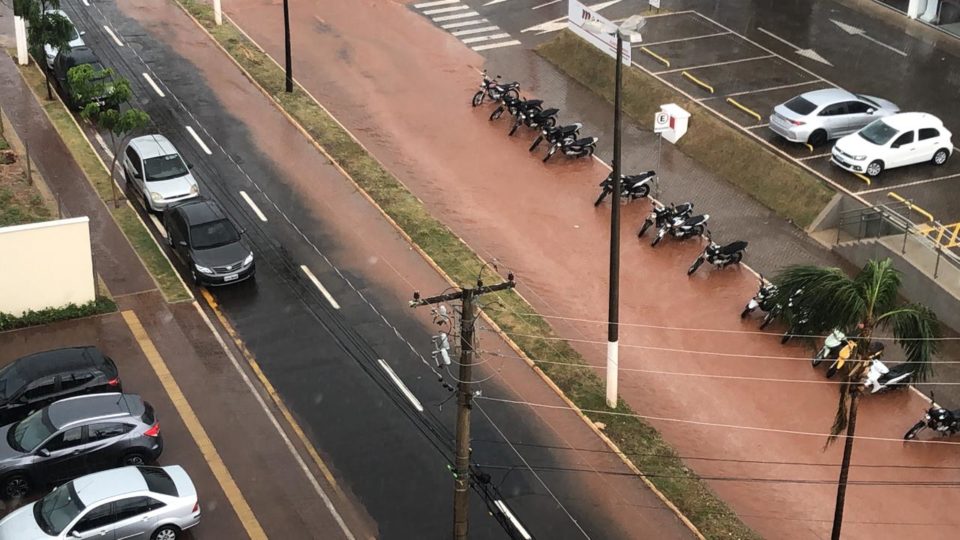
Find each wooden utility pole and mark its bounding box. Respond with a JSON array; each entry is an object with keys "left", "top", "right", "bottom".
[{"left": 410, "top": 273, "right": 515, "bottom": 540}]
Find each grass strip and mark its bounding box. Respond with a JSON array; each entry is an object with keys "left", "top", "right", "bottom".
[
  {"left": 0, "top": 135, "right": 52, "bottom": 227},
  {"left": 15, "top": 63, "right": 191, "bottom": 303},
  {"left": 0, "top": 297, "right": 117, "bottom": 332},
  {"left": 538, "top": 31, "right": 834, "bottom": 229},
  {"left": 173, "top": 2, "right": 758, "bottom": 537}
]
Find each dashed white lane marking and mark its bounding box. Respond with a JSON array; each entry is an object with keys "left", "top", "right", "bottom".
[
  {"left": 148, "top": 213, "right": 168, "bottom": 238},
  {"left": 414, "top": 0, "right": 458, "bottom": 7},
  {"left": 472, "top": 40, "right": 522, "bottom": 51},
  {"left": 462, "top": 33, "right": 511, "bottom": 44},
  {"left": 532, "top": 0, "right": 561, "bottom": 9},
  {"left": 494, "top": 500, "right": 532, "bottom": 540},
  {"left": 185, "top": 126, "right": 213, "bottom": 155},
  {"left": 377, "top": 359, "right": 424, "bottom": 413},
  {"left": 451, "top": 25, "right": 500, "bottom": 37},
  {"left": 442, "top": 18, "right": 488, "bottom": 29},
  {"left": 300, "top": 265, "right": 341, "bottom": 310},
  {"left": 423, "top": 5, "right": 469, "bottom": 15},
  {"left": 432, "top": 10, "right": 479, "bottom": 22},
  {"left": 239, "top": 190, "right": 268, "bottom": 222},
  {"left": 639, "top": 31, "right": 731, "bottom": 47},
  {"left": 656, "top": 54, "right": 776, "bottom": 75},
  {"left": 81, "top": 0, "right": 90, "bottom": 6},
  {"left": 103, "top": 25, "right": 124, "bottom": 47},
  {"left": 143, "top": 72, "right": 166, "bottom": 97}
]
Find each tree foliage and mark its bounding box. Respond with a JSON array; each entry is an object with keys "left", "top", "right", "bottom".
[
  {"left": 68, "top": 65, "right": 150, "bottom": 143},
  {"left": 13, "top": 0, "right": 74, "bottom": 58}
]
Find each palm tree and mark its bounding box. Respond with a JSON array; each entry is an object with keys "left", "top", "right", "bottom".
[{"left": 773, "top": 258, "right": 940, "bottom": 540}]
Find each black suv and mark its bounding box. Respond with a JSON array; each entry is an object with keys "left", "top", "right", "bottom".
[
  {"left": 51, "top": 46, "right": 113, "bottom": 109},
  {"left": 0, "top": 347, "right": 121, "bottom": 426},
  {"left": 0, "top": 393, "right": 162, "bottom": 498},
  {"left": 163, "top": 198, "right": 255, "bottom": 286}
]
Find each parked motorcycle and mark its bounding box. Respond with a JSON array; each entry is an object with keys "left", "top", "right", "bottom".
[
  {"left": 741, "top": 276, "right": 778, "bottom": 325},
  {"left": 812, "top": 329, "right": 848, "bottom": 367},
  {"left": 472, "top": 70, "right": 519, "bottom": 107},
  {"left": 531, "top": 123, "right": 581, "bottom": 152},
  {"left": 904, "top": 393, "right": 960, "bottom": 440},
  {"left": 687, "top": 235, "right": 748, "bottom": 276},
  {"left": 651, "top": 213, "right": 709, "bottom": 247},
  {"left": 825, "top": 340, "right": 884, "bottom": 379},
  {"left": 863, "top": 358, "right": 915, "bottom": 394},
  {"left": 490, "top": 95, "right": 542, "bottom": 121},
  {"left": 593, "top": 171, "right": 655, "bottom": 206},
  {"left": 543, "top": 136, "right": 598, "bottom": 162},
  {"left": 509, "top": 107, "right": 559, "bottom": 136},
  {"left": 779, "top": 288, "right": 809, "bottom": 344},
  {"left": 638, "top": 202, "right": 694, "bottom": 238}
]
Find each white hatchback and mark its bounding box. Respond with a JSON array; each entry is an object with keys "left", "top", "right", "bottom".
[{"left": 832, "top": 112, "right": 953, "bottom": 177}]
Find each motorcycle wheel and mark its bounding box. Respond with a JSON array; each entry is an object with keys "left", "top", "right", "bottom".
[
  {"left": 529, "top": 136, "right": 543, "bottom": 152},
  {"left": 687, "top": 257, "right": 704, "bottom": 276},
  {"left": 740, "top": 307, "right": 753, "bottom": 319},
  {"left": 730, "top": 252, "right": 743, "bottom": 265},
  {"left": 543, "top": 116, "right": 557, "bottom": 129},
  {"left": 825, "top": 362, "right": 839, "bottom": 379},
  {"left": 636, "top": 184, "right": 650, "bottom": 199},
  {"left": 489, "top": 106, "right": 504, "bottom": 121},
  {"left": 543, "top": 147, "right": 556, "bottom": 163},
  {"left": 504, "top": 88, "right": 520, "bottom": 101},
  {"left": 692, "top": 225, "right": 705, "bottom": 237},
  {"left": 781, "top": 331, "right": 792, "bottom": 345},
  {"left": 593, "top": 190, "right": 609, "bottom": 207},
  {"left": 508, "top": 119, "right": 521, "bottom": 137},
  {"left": 638, "top": 220, "right": 653, "bottom": 238},
  {"left": 472, "top": 91, "right": 484, "bottom": 107},
  {"left": 812, "top": 350, "right": 824, "bottom": 367},
  {"left": 759, "top": 312, "right": 774, "bottom": 330},
  {"left": 586, "top": 146, "right": 595, "bottom": 157},
  {"left": 904, "top": 421, "right": 926, "bottom": 440}
]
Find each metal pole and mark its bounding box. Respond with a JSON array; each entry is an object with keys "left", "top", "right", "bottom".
[
  {"left": 453, "top": 290, "right": 476, "bottom": 540},
  {"left": 935, "top": 245, "right": 942, "bottom": 279},
  {"left": 214, "top": 0, "right": 222, "bottom": 25},
  {"left": 606, "top": 32, "right": 624, "bottom": 409},
  {"left": 283, "top": 0, "right": 293, "bottom": 93}
]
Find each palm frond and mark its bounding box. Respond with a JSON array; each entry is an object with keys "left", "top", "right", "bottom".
[
  {"left": 774, "top": 265, "right": 864, "bottom": 334},
  {"left": 854, "top": 259, "right": 901, "bottom": 319},
  {"left": 878, "top": 305, "right": 941, "bottom": 381}
]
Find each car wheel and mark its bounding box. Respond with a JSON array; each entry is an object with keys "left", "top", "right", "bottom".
[
  {"left": 807, "top": 129, "right": 828, "bottom": 147},
  {"left": 2, "top": 474, "right": 30, "bottom": 499},
  {"left": 190, "top": 269, "right": 201, "bottom": 287},
  {"left": 865, "top": 160, "right": 884, "bottom": 177},
  {"left": 933, "top": 148, "right": 949, "bottom": 166},
  {"left": 151, "top": 525, "right": 181, "bottom": 540},
  {"left": 122, "top": 452, "right": 148, "bottom": 466}
]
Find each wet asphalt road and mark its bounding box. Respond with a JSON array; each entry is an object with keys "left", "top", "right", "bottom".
[{"left": 49, "top": 1, "right": 644, "bottom": 538}]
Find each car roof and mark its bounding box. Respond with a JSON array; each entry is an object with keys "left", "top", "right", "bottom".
[
  {"left": 61, "top": 46, "right": 99, "bottom": 65},
  {"left": 881, "top": 112, "right": 944, "bottom": 130},
  {"left": 128, "top": 134, "right": 180, "bottom": 160},
  {"left": 44, "top": 9, "right": 71, "bottom": 20},
  {"left": 12, "top": 347, "right": 105, "bottom": 377},
  {"left": 71, "top": 467, "right": 151, "bottom": 505},
  {"left": 174, "top": 198, "right": 227, "bottom": 226},
  {"left": 798, "top": 88, "right": 858, "bottom": 106},
  {"left": 46, "top": 393, "right": 139, "bottom": 429}
]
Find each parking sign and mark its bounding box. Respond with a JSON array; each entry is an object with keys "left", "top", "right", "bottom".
[{"left": 654, "top": 111, "right": 669, "bottom": 133}]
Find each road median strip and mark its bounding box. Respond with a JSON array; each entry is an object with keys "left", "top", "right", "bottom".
[{"left": 169, "top": 2, "right": 750, "bottom": 538}]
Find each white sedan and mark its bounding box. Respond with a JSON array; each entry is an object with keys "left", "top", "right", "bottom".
[{"left": 831, "top": 112, "right": 953, "bottom": 177}]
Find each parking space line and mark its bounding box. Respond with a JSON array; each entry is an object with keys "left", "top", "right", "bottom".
[
  {"left": 657, "top": 55, "right": 775, "bottom": 75},
  {"left": 746, "top": 123, "right": 768, "bottom": 129},
  {"left": 703, "top": 80, "right": 825, "bottom": 101},
  {"left": 640, "top": 46, "right": 670, "bottom": 67},
  {"left": 414, "top": 0, "right": 458, "bottom": 7},
  {"left": 239, "top": 190, "right": 268, "bottom": 222},
  {"left": 725, "top": 97, "right": 762, "bottom": 122},
  {"left": 451, "top": 25, "right": 500, "bottom": 36},
  {"left": 441, "top": 18, "right": 487, "bottom": 29},
  {"left": 798, "top": 152, "right": 832, "bottom": 161},
  {"left": 858, "top": 171, "right": 960, "bottom": 194},
  {"left": 532, "top": 0, "right": 561, "bottom": 9},
  {"left": 377, "top": 359, "right": 424, "bottom": 412},
  {"left": 888, "top": 192, "right": 935, "bottom": 222},
  {"left": 639, "top": 31, "right": 730, "bottom": 47},
  {"left": 300, "top": 265, "right": 341, "bottom": 309},
  {"left": 462, "top": 33, "right": 511, "bottom": 44},
  {"left": 681, "top": 71, "right": 714, "bottom": 93},
  {"left": 103, "top": 25, "right": 124, "bottom": 47},
  {"left": 423, "top": 5, "right": 469, "bottom": 15},
  {"left": 185, "top": 126, "right": 213, "bottom": 155},
  {"left": 432, "top": 10, "right": 479, "bottom": 22},
  {"left": 472, "top": 40, "right": 522, "bottom": 51},
  {"left": 121, "top": 310, "right": 268, "bottom": 540},
  {"left": 142, "top": 73, "right": 166, "bottom": 98}
]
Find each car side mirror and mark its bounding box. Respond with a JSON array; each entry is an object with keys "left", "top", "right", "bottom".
[
  {"left": 69, "top": 531, "right": 82, "bottom": 539},
  {"left": 187, "top": 163, "right": 194, "bottom": 170},
  {"left": 80, "top": 31, "right": 86, "bottom": 36},
  {"left": 133, "top": 171, "right": 142, "bottom": 179},
  {"left": 866, "top": 108, "right": 875, "bottom": 115},
  {"left": 178, "top": 240, "right": 188, "bottom": 247},
  {"left": 37, "top": 448, "right": 50, "bottom": 457}
]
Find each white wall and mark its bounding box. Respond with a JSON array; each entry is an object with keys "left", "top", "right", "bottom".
[{"left": 0, "top": 217, "right": 95, "bottom": 315}]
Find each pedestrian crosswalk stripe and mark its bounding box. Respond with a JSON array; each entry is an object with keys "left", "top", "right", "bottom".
[
  {"left": 432, "top": 10, "right": 479, "bottom": 22},
  {"left": 471, "top": 40, "right": 522, "bottom": 51},
  {"left": 423, "top": 5, "right": 469, "bottom": 15},
  {"left": 414, "top": 0, "right": 459, "bottom": 7},
  {"left": 451, "top": 25, "right": 500, "bottom": 37},
  {"left": 461, "top": 33, "right": 511, "bottom": 44},
  {"left": 441, "top": 18, "right": 488, "bottom": 29}
]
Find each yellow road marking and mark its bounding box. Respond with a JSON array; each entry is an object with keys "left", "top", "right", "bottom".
[
  {"left": 853, "top": 172, "right": 871, "bottom": 186},
  {"left": 199, "top": 289, "right": 347, "bottom": 501},
  {"left": 887, "top": 191, "right": 934, "bottom": 222},
  {"left": 640, "top": 46, "right": 670, "bottom": 67},
  {"left": 805, "top": 143, "right": 814, "bottom": 153},
  {"left": 724, "top": 97, "right": 762, "bottom": 122},
  {"left": 681, "top": 71, "right": 714, "bottom": 93},
  {"left": 121, "top": 310, "right": 267, "bottom": 540}
]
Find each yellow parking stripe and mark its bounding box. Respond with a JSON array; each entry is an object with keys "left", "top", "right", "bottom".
[
  {"left": 640, "top": 46, "right": 670, "bottom": 67},
  {"left": 121, "top": 310, "right": 267, "bottom": 540},
  {"left": 805, "top": 143, "right": 814, "bottom": 153},
  {"left": 887, "top": 191, "right": 935, "bottom": 222},
  {"left": 853, "top": 172, "right": 871, "bottom": 186},
  {"left": 681, "top": 71, "right": 714, "bottom": 93},
  {"left": 725, "top": 97, "right": 762, "bottom": 123}
]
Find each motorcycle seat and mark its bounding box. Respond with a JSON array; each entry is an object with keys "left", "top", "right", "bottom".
[
  {"left": 497, "top": 81, "right": 520, "bottom": 90},
  {"left": 551, "top": 124, "right": 580, "bottom": 136},
  {"left": 572, "top": 137, "right": 597, "bottom": 145},
  {"left": 534, "top": 108, "right": 559, "bottom": 118},
  {"left": 719, "top": 241, "right": 748, "bottom": 254},
  {"left": 682, "top": 215, "right": 708, "bottom": 226},
  {"left": 519, "top": 99, "right": 543, "bottom": 108},
  {"left": 624, "top": 171, "right": 656, "bottom": 183},
  {"left": 673, "top": 202, "right": 693, "bottom": 215}
]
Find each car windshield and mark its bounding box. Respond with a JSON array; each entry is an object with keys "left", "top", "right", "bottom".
[
  {"left": 190, "top": 219, "right": 239, "bottom": 250},
  {"left": 68, "top": 27, "right": 80, "bottom": 42},
  {"left": 784, "top": 96, "right": 816, "bottom": 115},
  {"left": 858, "top": 120, "right": 898, "bottom": 145},
  {"left": 34, "top": 482, "right": 85, "bottom": 536},
  {"left": 857, "top": 95, "right": 879, "bottom": 108},
  {"left": 10, "top": 409, "right": 57, "bottom": 452},
  {"left": 144, "top": 154, "right": 189, "bottom": 181},
  {"left": 0, "top": 363, "right": 26, "bottom": 400}
]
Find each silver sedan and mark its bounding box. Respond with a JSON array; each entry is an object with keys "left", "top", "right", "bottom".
[{"left": 769, "top": 88, "right": 899, "bottom": 147}]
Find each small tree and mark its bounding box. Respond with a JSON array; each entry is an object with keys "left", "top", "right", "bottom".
[{"left": 13, "top": 0, "right": 76, "bottom": 98}]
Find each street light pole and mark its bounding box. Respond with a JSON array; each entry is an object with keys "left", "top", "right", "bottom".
[
  {"left": 282, "top": 0, "right": 293, "bottom": 92},
  {"left": 606, "top": 30, "right": 624, "bottom": 409}
]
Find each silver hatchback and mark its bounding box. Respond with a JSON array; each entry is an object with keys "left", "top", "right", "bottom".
[
  {"left": 769, "top": 88, "right": 899, "bottom": 146},
  {"left": 0, "top": 465, "right": 200, "bottom": 540}
]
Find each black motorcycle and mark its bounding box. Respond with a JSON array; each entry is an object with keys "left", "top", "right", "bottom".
[
  {"left": 779, "top": 288, "right": 809, "bottom": 344},
  {"left": 651, "top": 213, "right": 709, "bottom": 247},
  {"left": 904, "top": 393, "right": 960, "bottom": 440},
  {"left": 472, "top": 70, "right": 519, "bottom": 107},
  {"left": 490, "top": 95, "right": 542, "bottom": 121},
  {"left": 638, "top": 202, "right": 693, "bottom": 238},
  {"left": 594, "top": 171, "right": 655, "bottom": 206},
  {"left": 530, "top": 123, "right": 581, "bottom": 152},
  {"left": 543, "top": 136, "right": 598, "bottom": 162},
  {"left": 509, "top": 107, "right": 559, "bottom": 136},
  {"left": 687, "top": 236, "right": 748, "bottom": 275},
  {"left": 741, "top": 276, "right": 777, "bottom": 323}
]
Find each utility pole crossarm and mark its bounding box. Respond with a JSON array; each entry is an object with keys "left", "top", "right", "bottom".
[{"left": 409, "top": 276, "right": 515, "bottom": 307}]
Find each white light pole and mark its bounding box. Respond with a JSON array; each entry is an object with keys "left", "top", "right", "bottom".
[
  {"left": 214, "top": 0, "right": 222, "bottom": 25},
  {"left": 14, "top": 14, "right": 28, "bottom": 65},
  {"left": 585, "top": 14, "right": 644, "bottom": 409}
]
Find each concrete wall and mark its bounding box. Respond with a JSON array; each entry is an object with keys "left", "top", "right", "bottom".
[{"left": 0, "top": 217, "right": 95, "bottom": 315}]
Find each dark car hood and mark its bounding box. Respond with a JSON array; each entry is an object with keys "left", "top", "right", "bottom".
[
  {"left": 190, "top": 242, "right": 250, "bottom": 268},
  {"left": 0, "top": 425, "right": 25, "bottom": 463}
]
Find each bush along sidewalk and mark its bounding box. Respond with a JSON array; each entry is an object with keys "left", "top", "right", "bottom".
[
  {"left": 171, "top": 2, "right": 758, "bottom": 538},
  {"left": 0, "top": 297, "right": 117, "bottom": 332},
  {"left": 537, "top": 31, "right": 834, "bottom": 229}
]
